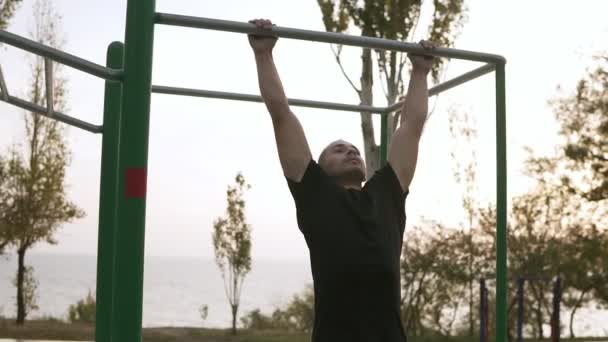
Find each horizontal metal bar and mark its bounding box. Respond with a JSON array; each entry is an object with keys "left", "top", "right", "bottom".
[
  {"left": 155, "top": 13, "right": 506, "bottom": 64},
  {"left": 0, "top": 29, "right": 123, "bottom": 81},
  {"left": 1, "top": 94, "right": 102, "bottom": 133},
  {"left": 0, "top": 64, "right": 8, "bottom": 101},
  {"left": 151, "top": 85, "right": 386, "bottom": 114},
  {"left": 385, "top": 63, "right": 496, "bottom": 113}
]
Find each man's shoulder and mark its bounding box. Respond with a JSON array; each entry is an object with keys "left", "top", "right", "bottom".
[{"left": 364, "top": 163, "right": 409, "bottom": 200}]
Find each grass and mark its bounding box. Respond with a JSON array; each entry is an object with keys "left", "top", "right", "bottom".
[
  {"left": 1, "top": 319, "right": 607, "bottom": 342},
  {"left": 0, "top": 319, "right": 310, "bottom": 342}
]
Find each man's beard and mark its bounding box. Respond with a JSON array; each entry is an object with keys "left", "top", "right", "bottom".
[{"left": 336, "top": 167, "right": 366, "bottom": 184}]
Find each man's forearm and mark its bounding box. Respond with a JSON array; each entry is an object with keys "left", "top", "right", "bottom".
[
  {"left": 400, "top": 69, "right": 429, "bottom": 136},
  {"left": 255, "top": 52, "right": 290, "bottom": 122}
]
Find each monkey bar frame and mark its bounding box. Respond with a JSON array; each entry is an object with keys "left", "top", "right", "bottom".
[{"left": 0, "top": 3, "right": 508, "bottom": 341}]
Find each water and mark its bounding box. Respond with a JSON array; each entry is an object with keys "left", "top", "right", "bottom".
[
  {"left": 0, "top": 253, "right": 312, "bottom": 328},
  {"left": 1, "top": 253, "right": 607, "bottom": 337}
]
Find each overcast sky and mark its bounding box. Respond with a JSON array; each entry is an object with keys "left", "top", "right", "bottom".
[{"left": 1, "top": 0, "right": 606, "bottom": 260}]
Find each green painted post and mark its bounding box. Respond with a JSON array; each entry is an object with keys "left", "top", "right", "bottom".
[
  {"left": 495, "top": 63, "right": 508, "bottom": 342},
  {"left": 112, "top": 0, "right": 156, "bottom": 341},
  {"left": 380, "top": 113, "right": 388, "bottom": 166},
  {"left": 95, "top": 41, "right": 124, "bottom": 342}
]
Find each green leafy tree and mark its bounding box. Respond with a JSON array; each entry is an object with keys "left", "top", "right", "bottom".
[
  {"left": 0, "top": 0, "right": 84, "bottom": 325},
  {"left": 400, "top": 221, "right": 491, "bottom": 337},
  {"left": 524, "top": 53, "right": 608, "bottom": 338},
  {"left": 560, "top": 223, "right": 608, "bottom": 338},
  {"left": 0, "top": 156, "right": 11, "bottom": 255},
  {"left": 0, "top": 0, "right": 23, "bottom": 29},
  {"left": 476, "top": 180, "right": 606, "bottom": 340},
  {"left": 317, "top": 0, "right": 467, "bottom": 174},
  {"left": 448, "top": 108, "right": 485, "bottom": 337},
  {"left": 212, "top": 172, "right": 252, "bottom": 335},
  {"left": 550, "top": 55, "right": 608, "bottom": 202}
]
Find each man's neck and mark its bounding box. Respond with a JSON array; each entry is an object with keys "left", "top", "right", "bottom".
[{"left": 336, "top": 180, "right": 362, "bottom": 191}]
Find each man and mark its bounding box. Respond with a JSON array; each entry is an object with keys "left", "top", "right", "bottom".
[{"left": 249, "top": 18, "right": 435, "bottom": 342}]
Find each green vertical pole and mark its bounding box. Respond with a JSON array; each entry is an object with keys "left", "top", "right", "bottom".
[
  {"left": 95, "top": 41, "right": 124, "bottom": 342},
  {"left": 112, "top": 0, "right": 156, "bottom": 341},
  {"left": 380, "top": 112, "right": 388, "bottom": 166},
  {"left": 495, "top": 62, "right": 508, "bottom": 342}
]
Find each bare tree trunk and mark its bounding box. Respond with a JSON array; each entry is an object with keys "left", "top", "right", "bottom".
[
  {"left": 359, "top": 47, "right": 379, "bottom": 176},
  {"left": 231, "top": 304, "right": 238, "bottom": 335},
  {"left": 568, "top": 290, "right": 587, "bottom": 339},
  {"left": 536, "top": 298, "right": 544, "bottom": 340},
  {"left": 469, "top": 277, "right": 474, "bottom": 336},
  {"left": 470, "top": 231, "right": 478, "bottom": 337},
  {"left": 16, "top": 247, "right": 26, "bottom": 325}
]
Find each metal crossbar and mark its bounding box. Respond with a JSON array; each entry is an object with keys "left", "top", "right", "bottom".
[
  {"left": 0, "top": 64, "right": 8, "bottom": 101},
  {"left": 153, "top": 63, "right": 495, "bottom": 115},
  {"left": 386, "top": 63, "right": 496, "bottom": 113},
  {"left": 1, "top": 9, "right": 508, "bottom": 342},
  {"left": 0, "top": 93, "right": 102, "bottom": 133},
  {"left": 153, "top": 15, "right": 500, "bottom": 115},
  {"left": 0, "top": 29, "right": 123, "bottom": 80},
  {"left": 155, "top": 13, "right": 506, "bottom": 64},
  {"left": 151, "top": 85, "right": 386, "bottom": 114}
]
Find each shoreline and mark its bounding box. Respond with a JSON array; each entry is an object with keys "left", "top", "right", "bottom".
[{"left": 1, "top": 319, "right": 607, "bottom": 342}]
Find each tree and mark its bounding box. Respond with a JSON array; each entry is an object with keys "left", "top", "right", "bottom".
[
  {"left": 0, "top": 0, "right": 84, "bottom": 325},
  {"left": 0, "top": 0, "right": 23, "bottom": 29},
  {"left": 560, "top": 223, "right": 608, "bottom": 338},
  {"left": 475, "top": 174, "right": 607, "bottom": 340},
  {"left": 0, "top": 0, "right": 24, "bottom": 257},
  {"left": 448, "top": 108, "right": 482, "bottom": 337},
  {"left": 317, "top": 0, "right": 467, "bottom": 175},
  {"left": 212, "top": 172, "right": 252, "bottom": 335},
  {"left": 0, "top": 157, "right": 12, "bottom": 255},
  {"left": 524, "top": 53, "right": 608, "bottom": 338},
  {"left": 400, "top": 221, "right": 492, "bottom": 337},
  {"left": 549, "top": 54, "right": 608, "bottom": 202}
]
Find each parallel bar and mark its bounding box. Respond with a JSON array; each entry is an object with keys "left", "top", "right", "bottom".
[
  {"left": 385, "top": 63, "right": 496, "bottom": 113},
  {"left": 112, "top": 0, "right": 156, "bottom": 341},
  {"left": 0, "top": 29, "right": 123, "bottom": 81},
  {"left": 45, "top": 58, "right": 54, "bottom": 115},
  {"left": 155, "top": 13, "right": 505, "bottom": 64},
  {"left": 96, "top": 41, "right": 124, "bottom": 342},
  {"left": 0, "top": 65, "right": 8, "bottom": 100},
  {"left": 0, "top": 94, "right": 101, "bottom": 133},
  {"left": 151, "top": 85, "right": 386, "bottom": 114},
  {"left": 379, "top": 114, "right": 388, "bottom": 165},
  {"left": 495, "top": 63, "right": 508, "bottom": 342}
]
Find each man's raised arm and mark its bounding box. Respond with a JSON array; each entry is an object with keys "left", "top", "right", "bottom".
[
  {"left": 387, "top": 40, "right": 436, "bottom": 191},
  {"left": 249, "top": 19, "right": 312, "bottom": 182}
]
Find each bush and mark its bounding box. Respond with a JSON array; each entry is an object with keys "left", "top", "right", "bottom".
[
  {"left": 199, "top": 304, "right": 209, "bottom": 326},
  {"left": 241, "top": 284, "right": 314, "bottom": 332},
  {"left": 240, "top": 308, "right": 275, "bottom": 330},
  {"left": 68, "top": 290, "right": 96, "bottom": 323}
]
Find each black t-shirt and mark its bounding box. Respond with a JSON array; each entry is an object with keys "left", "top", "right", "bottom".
[{"left": 287, "top": 159, "right": 409, "bottom": 342}]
